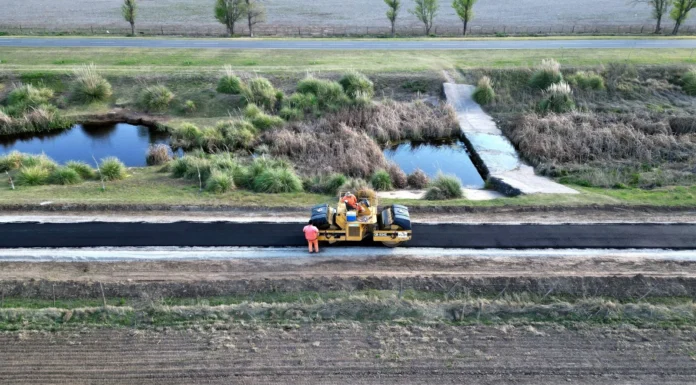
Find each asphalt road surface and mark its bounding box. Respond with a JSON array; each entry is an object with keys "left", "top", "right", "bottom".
[
  {"left": 0, "top": 222, "right": 695, "bottom": 249},
  {"left": 1, "top": 37, "right": 696, "bottom": 50}
]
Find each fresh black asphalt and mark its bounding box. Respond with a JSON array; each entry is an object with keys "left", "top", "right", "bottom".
[
  {"left": 1, "top": 37, "right": 696, "bottom": 50},
  {"left": 0, "top": 222, "right": 694, "bottom": 249}
]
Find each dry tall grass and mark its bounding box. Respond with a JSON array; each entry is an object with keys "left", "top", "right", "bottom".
[
  {"left": 505, "top": 112, "right": 696, "bottom": 165},
  {"left": 262, "top": 100, "right": 458, "bottom": 177}
]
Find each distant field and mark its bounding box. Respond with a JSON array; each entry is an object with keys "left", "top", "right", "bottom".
[{"left": 1, "top": 0, "right": 694, "bottom": 32}]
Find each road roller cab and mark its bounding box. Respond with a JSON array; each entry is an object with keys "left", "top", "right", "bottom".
[{"left": 309, "top": 189, "right": 412, "bottom": 247}]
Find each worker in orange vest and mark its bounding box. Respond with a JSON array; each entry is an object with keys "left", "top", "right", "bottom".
[
  {"left": 341, "top": 192, "right": 359, "bottom": 211},
  {"left": 303, "top": 221, "right": 319, "bottom": 253}
]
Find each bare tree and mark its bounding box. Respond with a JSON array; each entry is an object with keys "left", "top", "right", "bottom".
[
  {"left": 410, "top": 0, "right": 439, "bottom": 35},
  {"left": 245, "top": 0, "right": 267, "bottom": 37},
  {"left": 452, "top": 0, "right": 477, "bottom": 36},
  {"left": 385, "top": 0, "right": 401, "bottom": 36},
  {"left": 215, "top": 0, "right": 247, "bottom": 36},
  {"left": 633, "top": 0, "right": 672, "bottom": 33},
  {"left": 671, "top": 0, "right": 696, "bottom": 34},
  {"left": 121, "top": 0, "right": 137, "bottom": 36}
]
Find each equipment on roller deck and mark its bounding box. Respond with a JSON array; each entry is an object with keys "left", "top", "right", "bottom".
[{"left": 308, "top": 189, "right": 412, "bottom": 247}]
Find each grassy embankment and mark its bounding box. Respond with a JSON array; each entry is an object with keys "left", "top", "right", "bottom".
[
  {"left": 2, "top": 289, "right": 695, "bottom": 331},
  {"left": 2, "top": 47, "right": 696, "bottom": 207}
]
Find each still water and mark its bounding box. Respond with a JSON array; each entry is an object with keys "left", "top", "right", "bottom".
[
  {"left": 383, "top": 139, "right": 485, "bottom": 188},
  {"left": 0, "top": 123, "right": 177, "bottom": 167}
]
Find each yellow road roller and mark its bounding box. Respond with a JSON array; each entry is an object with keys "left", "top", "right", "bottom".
[{"left": 309, "top": 189, "right": 412, "bottom": 247}]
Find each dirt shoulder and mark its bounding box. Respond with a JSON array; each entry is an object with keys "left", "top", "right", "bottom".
[{"left": 1, "top": 205, "right": 695, "bottom": 224}]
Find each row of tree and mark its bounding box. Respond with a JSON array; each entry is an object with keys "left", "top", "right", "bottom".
[
  {"left": 120, "top": 0, "right": 696, "bottom": 37},
  {"left": 638, "top": 0, "right": 696, "bottom": 34}
]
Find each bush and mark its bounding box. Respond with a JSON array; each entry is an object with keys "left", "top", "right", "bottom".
[
  {"left": 252, "top": 167, "right": 303, "bottom": 193},
  {"left": 339, "top": 71, "right": 374, "bottom": 100},
  {"left": 205, "top": 170, "right": 235, "bottom": 193},
  {"left": 386, "top": 163, "right": 408, "bottom": 189},
  {"left": 682, "top": 69, "right": 696, "bottom": 96},
  {"left": 99, "top": 157, "right": 126, "bottom": 180},
  {"left": 279, "top": 107, "right": 304, "bottom": 121},
  {"left": 567, "top": 71, "right": 605, "bottom": 91},
  {"left": 296, "top": 76, "right": 350, "bottom": 111},
  {"left": 539, "top": 82, "right": 575, "bottom": 113},
  {"left": 529, "top": 59, "right": 563, "bottom": 90},
  {"left": 216, "top": 66, "right": 243, "bottom": 94},
  {"left": 472, "top": 76, "right": 495, "bottom": 105},
  {"left": 370, "top": 169, "right": 393, "bottom": 191},
  {"left": 146, "top": 144, "right": 173, "bottom": 166},
  {"left": 139, "top": 85, "right": 174, "bottom": 112},
  {"left": 241, "top": 77, "right": 277, "bottom": 110},
  {"left": 70, "top": 64, "right": 112, "bottom": 104},
  {"left": 66, "top": 161, "right": 95, "bottom": 179},
  {"left": 339, "top": 178, "right": 370, "bottom": 192},
  {"left": 16, "top": 165, "right": 50, "bottom": 186},
  {"left": 6, "top": 84, "right": 54, "bottom": 112},
  {"left": 407, "top": 169, "right": 429, "bottom": 189},
  {"left": 424, "top": 174, "right": 463, "bottom": 200},
  {"left": 49, "top": 167, "right": 82, "bottom": 185}
]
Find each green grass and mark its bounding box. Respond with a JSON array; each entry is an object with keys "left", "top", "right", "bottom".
[
  {"left": 0, "top": 166, "right": 695, "bottom": 207},
  {"left": 3, "top": 47, "right": 696, "bottom": 73}
]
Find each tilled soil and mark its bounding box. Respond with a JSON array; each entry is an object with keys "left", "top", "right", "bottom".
[{"left": 2, "top": 324, "right": 695, "bottom": 384}]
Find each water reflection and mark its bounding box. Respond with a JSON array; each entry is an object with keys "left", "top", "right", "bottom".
[
  {"left": 383, "top": 139, "right": 485, "bottom": 188},
  {"left": 0, "top": 123, "right": 178, "bottom": 167}
]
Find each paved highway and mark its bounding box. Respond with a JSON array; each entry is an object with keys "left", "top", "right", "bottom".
[
  {"left": 0, "top": 222, "right": 694, "bottom": 249},
  {"left": 0, "top": 37, "right": 695, "bottom": 50}
]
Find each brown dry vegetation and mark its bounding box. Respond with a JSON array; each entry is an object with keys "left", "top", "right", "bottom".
[
  {"left": 465, "top": 65, "right": 696, "bottom": 188},
  {"left": 264, "top": 101, "right": 459, "bottom": 177}
]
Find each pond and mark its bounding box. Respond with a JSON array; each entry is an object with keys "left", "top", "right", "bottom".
[
  {"left": 0, "top": 123, "right": 180, "bottom": 167},
  {"left": 383, "top": 139, "right": 485, "bottom": 189}
]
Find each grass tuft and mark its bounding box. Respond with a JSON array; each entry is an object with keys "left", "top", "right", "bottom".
[
  {"left": 407, "top": 169, "right": 429, "bottom": 189},
  {"left": 681, "top": 68, "right": 696, "bottom": 96},
  {"left": 529, "top": 58, "right": 563, "bottom": 90},
  {"left": 539, "top": 82, "right": 575, "bottom": 113},
  {"left": 65, "top": 161, "right": 95, "bottom": 179},
  {"left": 425, "top": 174, "right": 463, "bottom": 200},
  {"left": 241, "top": 77, "right": 277, "bottom": 111},
  {"left": 216, "top": 65, "right": 243, "bottom": 94},
  {"left": 146, "top": 144, "right": 173, "bottom": 166},
  {"left": 70, "top": 64, "right": 112, "bottom": 104},
  {"left": 100, "top": 157, "right": 127, "bottom": 181},
  {"left": 370, "top": 169, "right": 393, "bottom": 191},
  {"left": 49, "top": 167, "right": 82, "bottom": 185},
  {"left": 139, "top": 85, "right": 174, "bottom": 112},
  {"left": 339, "top": 71, "right": 374, "bottom": 100},
  {"left": 6, "top": 84, "right": 54, "bottom": 113},
  {"left": 252, "top": 167, "right": 303, "bottom": 193},
  {"left": 205, "top": 170, "right": 235, "bottom": 193},
  {"left": 567, "top": 71, "right": 605, "bottom": 90},
  {"left": 16, "top": 165, "right": 50, "bottom": 186},
  {"left": 472, "top": 76, "right": 495, "bottom": 105}
]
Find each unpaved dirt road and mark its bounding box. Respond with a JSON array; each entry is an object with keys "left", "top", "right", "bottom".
[{"left": 2, "top": 324, "right": 695, "bottom": 384}]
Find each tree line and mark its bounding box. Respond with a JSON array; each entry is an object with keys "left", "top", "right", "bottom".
[{"left": 119, "top": 0, "right": 696, "bottom": 37}]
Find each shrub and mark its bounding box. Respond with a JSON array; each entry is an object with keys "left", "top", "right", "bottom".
[
  {"left": 16, "top": 166, "right": 50, "bottom": 186},
  {"left": 252, "top": 167, "right": 303, "bottom": 193},
  {"left": 279, "top": 107, "right": 303, "bottom": 121},
  {"left": 139, "top": 85, "right": 174, "bottom": 112},
  {"left": 472, "top": 76, "right": 495, "bottom": 105},
  {"left": 146, "top": 144, "right": 173, "bottom": 166},
  {"left": 567, "top": 71, "right": 605, "bottom": 91},
  {"left": 386, "top": 163, "right": 408, "bottom": 189},
  {"left": 216, "top": 66, "right": 243, "bottom": 94},
  {"left": 407, "top": 169, "right": 429, "bottom": 189},
  {"left": 424, "top": 174, "right": 463, "bottom": 200},
  {"left": 205, "top": 170, "right": 235, "bottom": 193},
  {"left": 681, "top": 69, "right": 696, "bottom": 96},
  {"left": 49, "top": 167, "right": 82, "bottom": 185},
  {"left": 7, "top": 84, "right": 54, "bottom": 112},
  {"left": 296, "top": 76, "right": 350, "bottom": 111},
  {"left": 339, "top": 178, "right": 370, "bottom": 192},
  {"left": 370, "top": 169, "right": 393, "bottom": 191},
  {"left": 183, "top": 100, "right": 197, "bottom": 113},
  {"left": 70, "top": 64, "right": 113, "bottom": 104},
  {"left": 339, "top": 71, "right": 374, "bottom": 100},
  {"left": 529, "top": 59, "right": 563, "bottom": 90},
  {"left": 539, "top": 82, "right": 575, "bottom": 113},
  {"left": 241, "top": 77, "right": 277, "bottom": 110},
  {"left": 99, "top": 157, "right": 126, "bottom": 181},
  {"left": 66, "top": 161, "right": 95, "bottom": 179}
]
